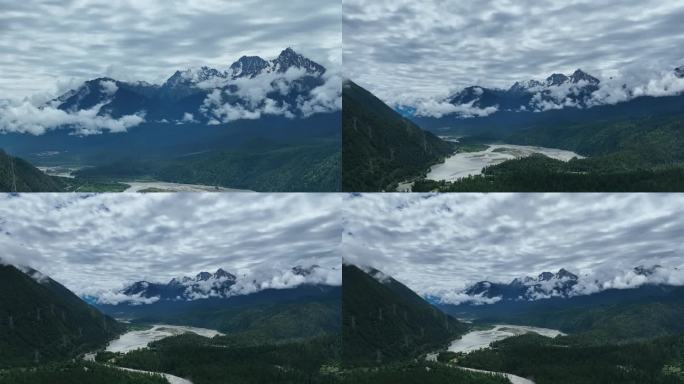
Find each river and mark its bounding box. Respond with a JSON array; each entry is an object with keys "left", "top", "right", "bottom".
[
  {"left": 442, "top": 324, "right": 565, "bottom": 384},
  {"left": 448, "top": 324, "right": 564, "bottom": 354},
  {"left": 82, "top": 324, "right": 225, "bottom": 384},
  {"left": 122, "top": 181, "right": 253, "bottom": 193},
  {"left": 426, "top": 144, "right": 584, "bottom": 182},
  {"left": 106, "top": 324, "right": 223, "bottom": 353}
]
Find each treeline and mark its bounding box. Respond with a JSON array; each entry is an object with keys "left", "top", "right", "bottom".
[
  {"left": 458, "top": 333, "right": 684, "bottom": 384},
  {"left": 414, "top": 155, "right": 684, "bottom": 192},
  {"left": 75, "top": 139, "right": 340, "bottom": 192},
  {"left": 339, "top": 362, "right": 510, "bottom": 384},
  {"left": 416, "top": 114, "right": 684, "bottom": 192},
  {"left": 0, "top": 362, "right": 168, "bottom": 384}
]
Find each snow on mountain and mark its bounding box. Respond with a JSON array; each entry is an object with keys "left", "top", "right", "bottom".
[
  {"left": 95, "top": 264, "right": 339, "bottom": 305},
  {"left": 442, "top": 265, "right": 683, "bottom": 305},
  {"left": 0, "top": 48, "right": 339, "bottom": 135},
  {"left": 414, "top": 66, "right": 684, "bottom": 119}
]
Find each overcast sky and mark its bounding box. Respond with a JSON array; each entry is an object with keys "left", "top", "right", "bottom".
[
  {"left": 0, "top": 0, "right": 341, "bottom": 100},
  {"left": 0, "top": 193, "right": 342, "bottom": 297},
  {"left": 343, "top": 193, "right": 684, "bottom": 298},
  {"left": 344, "top": 0, "right": 684, "bottom": 105}
]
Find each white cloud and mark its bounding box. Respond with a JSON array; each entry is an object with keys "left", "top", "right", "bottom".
[
  {"left": 0, "top": 99, "right": 145, "bottom": 135},
  {"left": 100, "top": 80, "right": 118, "bottom": 96},
  {"left": 344, "top": 0, "right": 684, "bottom": 108},
  {"left": 413, "top": 98, "right": 498, "bottom": 118},
  {"left": 180, "top": 112, "right": 197, "bottom": 123},
  {"left": 200, "top": 67, "right": 340, "bottom": 123},
  {"left": 0, "top": 0, "right": 341, "bottom": 100},
  {"left": 342, "top": 194, "right": 684, "bottom": 299},
  {"left": 0, "top": 193, "right": 342, "bottom": 297}
]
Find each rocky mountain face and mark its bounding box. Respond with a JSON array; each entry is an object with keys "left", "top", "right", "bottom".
[
  {"left": 460, "top": 265, "right": 672, "bottom": 304},
  {"left": 445, "top": 69, "right": 601, "bottom": 114},
  {"left": 463, "top": 268, "right": 580, "bottom": 302},
  {"left": 119, "top": 268, "right": 238, "bottom": 301},
  {"left": 49, "top": 48, "right": 329, "bottom": 123},
  {"left": 115, "top": 265, "right": 325, "bottom": 303}
]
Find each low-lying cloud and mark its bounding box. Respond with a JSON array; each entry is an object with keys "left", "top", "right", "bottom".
[
  {"left": 200, "top": 68, "right": 341, "bottom": 124},
  {"left": 342, "top": 193, "right": 684, "bottom": 300},
  {"left": 0, "top": 193, "right": 342, "bottom": 297},
  {"left": 0, "top": 99, "right": 145, "bottom": 135}
]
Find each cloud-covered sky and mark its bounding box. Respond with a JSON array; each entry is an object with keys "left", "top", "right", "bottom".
[
  {"left": 343, "top": 194, "right": 684, "bottom": 298},
  {"left": 0, "top": 0, "right": 341, "bottom": 100},
  {"left": 0, "top": 193, "right": 342, "bottom": 297},
  {"left": 344, "top": 0, "right": 684, "bottom": 105}
]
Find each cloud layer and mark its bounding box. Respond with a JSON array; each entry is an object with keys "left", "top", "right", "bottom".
[
  {"left": 344, "top": 0, "right": 684, "bottom": 107},
  {"left": 0, "top": 193, "right": 342, "bottom": 298},
  {"left": 0, "top": 97, "right": 145, "bottom": 135},
  {"left": 200, "top": 67, "right": 341, "bottom": 124},
  {"left": 0, "top": 0, "right": 341, "bottom": 100},
  {"left": 342, "top": 194, "right": 684, "bottom": 300}
]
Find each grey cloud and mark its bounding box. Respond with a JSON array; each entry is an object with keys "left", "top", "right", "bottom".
[
  {"left": 0, "top": 193, "right": 342, "bottom": 297},
  {"left": 342, "top": 194, "right": 684, "bottom": 299},
  {"left": 0, "top": 0, "right": 341, "bottom": 100},
  {"left": 344, "top": 0, "right": 684, "bottom": 107}
]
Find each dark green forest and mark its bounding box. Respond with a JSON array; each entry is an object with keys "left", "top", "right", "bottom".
[
  {"left": 342, "top": 265, "right": 467, "bottom": 367},
  {"left": 0, "top": 362, "right": 168, "bottom": 384},
  {"left": 457, "top": 333, "right": 684, "bottom": 384},
  {"left": 414, "top": 114, "right": 684, "bottom": 192},
  {"left": 0, "top": 265, "right": 124, "bottom": 368},
  {"left": 74, "top": 138, "right": 340, "bottom": 192},
  {"left": 342, "top": 81, "right": 454, "bottom": 191},
  {"left": 108, "top": 333, "right": 341, "bottom": 384},
  {"left": 0, "top": 150, "right": 63, "bottom": 192},
  {"left": 338, "top": 362, "right": 509, "bottom": 384}
]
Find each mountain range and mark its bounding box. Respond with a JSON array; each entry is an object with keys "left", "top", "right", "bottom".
[
  {"left": 51, "top": 47, "right": 328, "bottom": 124},
  {"left": 109, "top": 265, "right": 324, "bottom": 303},
  {"left": 412, "top": 66, "right": 684, "bottom": 137},
  {"left": 456, "top": 265, "right": 668, "bottom": 304},
  {"left": 1, "top": 48, "right": 341, "bottom": 192},
  {"left": 445, "top": 69, "right": 600, "bottom": 114}
]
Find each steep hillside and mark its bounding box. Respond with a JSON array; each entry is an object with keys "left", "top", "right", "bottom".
[
  {"left": 0, "top": 150, "right": 62, "bottom": 192},
  {"left": 342, "top": 80, "right": 454, "bottom": 191},
  {"left": 0, "top": 264, "right": 124, "bottom": 368},
  {"left": 342, "top": 264, "right": 467, "bottom": 366}
]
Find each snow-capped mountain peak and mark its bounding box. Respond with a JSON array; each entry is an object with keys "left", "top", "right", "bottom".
[
  {"left": 545, "top": 73, "right": 570, "bottom": 86},
  {"left": 271, "top": 47, "right": 325, "bottom": 75},
  {"left": 229, "top": 55, "right": 271, "bottom": 79}
]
